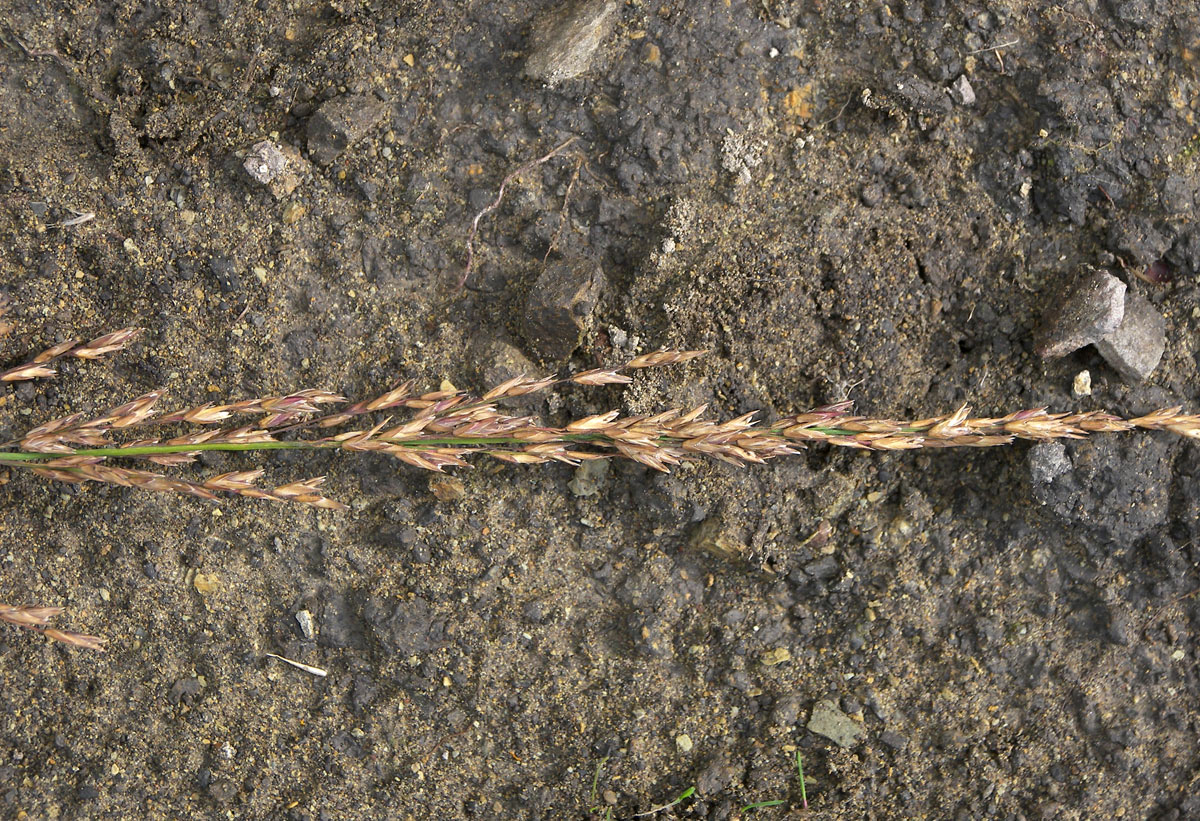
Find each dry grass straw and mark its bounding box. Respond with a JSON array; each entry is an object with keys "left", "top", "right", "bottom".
[
  {"left": 0, "top": 604, "right": 105, "bottom": 650},
  {"left": 3, "top": 323, "right": 1200, "bottom": 649}
]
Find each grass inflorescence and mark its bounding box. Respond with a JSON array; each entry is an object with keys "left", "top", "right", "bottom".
[{"left": 4, "top": 325, "right": 1200, "bottom": 648}]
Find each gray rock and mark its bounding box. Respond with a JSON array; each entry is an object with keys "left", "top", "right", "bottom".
[
  {"left": 949, "top": 75, "right": 976, "bottom": 105},
  {"left": 695, "top": 753, "right": 736, "bottom": 795},
  {"left": 307, "top": 95, "right": 387, "bottom": 166},
  {"left": 808, "top": 699, "right": 865, "bottom": 748},
  {"left": 1029, "top": 441, "right": 1072, "bottom": 485},
  {"left": 168, "top": 676, "right": 204, "bottom": 706},
  {"left": 470, "top": 337, "right": 536, "bottom": 386},
  {"left": 770, "top": 694, "right": 803, "bottom": 727},
  {"left": 243, "top": 140, "right": 304, "bottom": 198},
  {"left": 522, "top": 257, "right": 605, "bottom": 362},
  {"left": 568, "top": 459, "right": 609, "bottom": 497},
  {"left": 804, "top": 555, "right": 840, "bottom": 581},
  {"left": 295, "top": 609, "right": 316, "bottom": 640},
  {"left": 524, "top": 0, "right": 619, "bottom": 86},
  {"left": 1095, "top": 289, "right": 1165, "bottom": 383},
  {"left": 1109, "top": 217, "right": 1170, "bottom": 269},
  {"left": 1161, "top": 173, "right": 1196, "bottom": 214},
  {"left": 209, "top": 255, "right": 240, "bottom": 293},
  {"left": 243, "top": 140, "right": 287, "bottom": 185},
  {"left": 1035, "top": 267, "right": 1126, "bottom": 358},
  {"left": 876, "top": 72, "right": 954, "bottom": 118}
]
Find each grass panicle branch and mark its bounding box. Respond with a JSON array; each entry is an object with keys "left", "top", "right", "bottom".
[
  {"left": 0, "top": 327, "right": 142, "bottom": 382},
  {"left": 3, "top": 328, "right": 1200, "bottom": 648},
  {"left": 0, "top": 604, "right": 105, "bottom": 651}
]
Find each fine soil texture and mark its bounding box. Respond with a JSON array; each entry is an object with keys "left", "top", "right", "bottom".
[{"left": 2, "top": 0, "right": 1199, "bottom": 818}]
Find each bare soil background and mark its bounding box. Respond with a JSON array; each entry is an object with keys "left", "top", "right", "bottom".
[{"left": 1, "top": 0, "right": 1199, "bottom": 818}]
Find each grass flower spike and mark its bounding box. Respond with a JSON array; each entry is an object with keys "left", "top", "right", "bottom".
[{"left": 3, "top": 329, "right": 1199, "bottom": 647}]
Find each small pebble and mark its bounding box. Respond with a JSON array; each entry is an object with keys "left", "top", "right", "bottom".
[
  {"left": 1072, "top": 370, "right": 1092, "bottom": 396},
  {"left": 568, "top": 459, "right": 609, "bottom": 497},
  {"left": 306, "top": 95, "right": 387, "bottom": 166},
  {"left": 762, "top": 647, "right": 792, "bottom": 666},
  {"left": 1028, "top": 441, "right": 1072, "bottom": 485},
  {"left": 1094, "top": 289, "right": 1165, "bottom": 383},
  {"left": 243, "top": 141, "right": 287, "bottom": 185},
  {"left": 524, "top": 0, "right": 619, "bottom": 86},
  {"left": 296, "top": 609, "right": 316, "bottom": 640},
  {"left": 429, "top": 476, "right": 466, "bottom": 502},
  {"left": 193, "top": 573, "right": 220, "bottom": 596},
  {"left": 242, "top": 140, "right": 304, "bottom": 198},
  {"left": 808, "top": 699, "right": 865, "bottom": 748},
  {"left": 949, "top": 75, "right": 976, "bottom": 105},
  {"left": 675, "top": 734, "right": 693, "bottom": 752},
  {"left": 522, "top": 257, "right": 605, "bottom": 363},
  {"left": 282, "top": 202, "right": 306, "bottom": 224}
]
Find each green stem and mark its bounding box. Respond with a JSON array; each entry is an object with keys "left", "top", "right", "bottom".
[
  {"left": 0, "top": 425, "right": 889, "bottom": 467},
  {"left": 0, "top": 440, "right": 317, "bottom": 463},
  {"left": 0, "top": 434, "right": 598, "bottom": 465}
]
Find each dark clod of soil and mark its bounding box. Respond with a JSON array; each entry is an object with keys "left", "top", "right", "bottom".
[{"left": 521, "top": 256, "right": 605, "bottom": 363}]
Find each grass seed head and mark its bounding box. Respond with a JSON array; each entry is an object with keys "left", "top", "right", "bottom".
[{"left": 10, "top": 328, "right": 1200, "bottom": 650}]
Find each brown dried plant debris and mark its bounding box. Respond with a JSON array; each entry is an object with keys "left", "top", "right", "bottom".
[
  {"left": 0, "top": 604, "right": 105, "bottom": 650},
  {"left": 3, "top": 329, "right": 1200, "bottom": 648},
  {"left": 0, "top": 327, "right": 142, "bottom": 382}
]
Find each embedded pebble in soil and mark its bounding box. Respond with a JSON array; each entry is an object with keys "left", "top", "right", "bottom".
[
  {"left": 521, "top": 256, "right": 605, "bottom": 363},
  {"left": 1073, "top": 369, "right": 1092, "bottom": 396},
  {"left": 306, "top": 95, "right": 387, "bottom": 166},
  {"left": 568, "top": 459, "right": 609, "bottom": 497},
  {"left": 1095, "top": 289, "right": 1166, "bottom": 383},
  {"left": 467, "top": 337, "right": 540, "bottom": 409},
  {"left": 1035, "top": 267, "right": 1126, "bottom": 359},
  {"left": 243, "top": 140, "right": 287, "bottom": 185},
  {"left": 192, "top": 573, "right": 220, "bottom": 596},
  {"left": 808, "top": 700, "right": 865, "bottom": 749},
  {"left": 1029, "top": 441, "right": 1072, "bottom": 485},
  {"left": 295, "top": 609, "right": 316, "bottom": 640},
  {"left": 524, "top": 0, "right": 619, "bottom": 87},
  {"left": 242, "top": 140, "right": 305, "bottom": 199},
  {"left": 949, "top": 75, "right": 976, "bottom": 106}
]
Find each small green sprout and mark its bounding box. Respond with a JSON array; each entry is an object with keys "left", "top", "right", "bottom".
[
  {"left": 632, "top": 786, "right": 696, "bottom": 817},
  {"left": 740, "top": 750, "right": 809, "bottom": 814}
]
